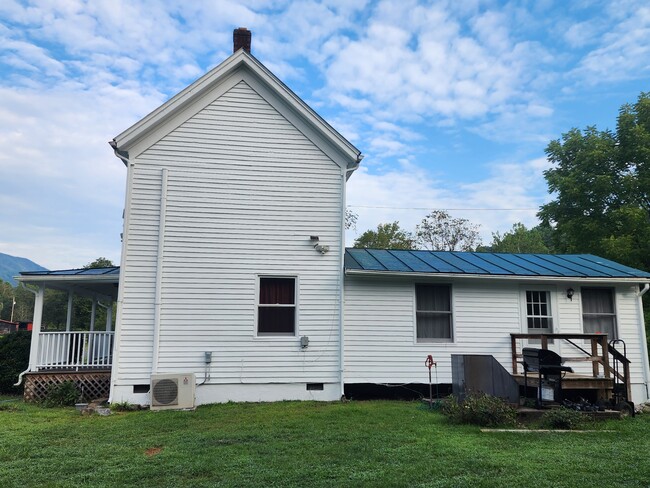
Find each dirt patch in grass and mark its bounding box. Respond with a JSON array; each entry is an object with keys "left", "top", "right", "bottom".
[{"left": 145, "top": 447, "right": 163, "bottom": 457}]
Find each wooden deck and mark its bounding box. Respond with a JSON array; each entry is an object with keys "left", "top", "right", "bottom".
[
  {"left": 510, "top": 333, "right": 631, "bottom": 401},
  {"left": 512, "top": 373, "right": 614, "bottom": 390}
]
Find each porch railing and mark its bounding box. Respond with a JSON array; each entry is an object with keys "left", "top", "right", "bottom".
[
  {"left": 510, "top": 333, "right": 611, "bottom": 377},
  {"left": 36, "top": 331, "right": 115, "bottom": 371}
]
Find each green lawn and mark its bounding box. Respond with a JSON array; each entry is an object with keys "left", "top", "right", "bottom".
[{"left": 1, "top": 399, "right": 649, "bottom": 487}]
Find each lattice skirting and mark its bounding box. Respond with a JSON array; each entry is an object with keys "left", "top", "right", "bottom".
[{"left": 24, "top": 371, "right": 111, "bottom": 403}]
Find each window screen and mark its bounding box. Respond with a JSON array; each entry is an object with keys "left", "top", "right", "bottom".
[
  {"left": 416, "top": 284, "right": 452, "bottom": 341},
  {"left": 582, "top": 288, "right": 616, "bottom": 339}
]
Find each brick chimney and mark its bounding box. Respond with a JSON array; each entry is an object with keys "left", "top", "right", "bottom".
[{"left": 233, "top": 27, "right": 251, "bottom": 53}]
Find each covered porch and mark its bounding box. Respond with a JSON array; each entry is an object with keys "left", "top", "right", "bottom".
[{"left": 16, "top": 267, "right": 120, "bottom": 401}]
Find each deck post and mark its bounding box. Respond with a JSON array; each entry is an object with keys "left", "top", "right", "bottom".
[
  {"left": 511, "top": 335, "right": 518, "bottom": 374},
  {"left": 28, "top": 285, "right": 45, "bottom": 371},
  {"left": 601, "top": 337, "right": 610, "bottom": 379},
  {"left": 66, "top": 291, "right": 73, "bottom": 331},
  {"left": 591, "top": 338, "right": 599, "bottom": 377}
]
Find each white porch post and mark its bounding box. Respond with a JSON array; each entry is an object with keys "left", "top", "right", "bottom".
[
  {"left": 106, "top": 301, "right": 113, "bottom": 332},
  {"left": 28, "top": 285, "right": 45, "bottom": 371},
  {"left": 66, "top": 291, "right": 73, "bottom": 331},
  {"left": 90, "top": 299, "right": 96, "bottom": 332}
]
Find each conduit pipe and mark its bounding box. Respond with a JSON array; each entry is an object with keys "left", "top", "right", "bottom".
[{"left": 152, "top": 168, "right": 169, "bottom": 375}]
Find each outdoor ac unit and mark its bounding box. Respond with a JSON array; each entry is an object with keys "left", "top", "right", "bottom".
[{"left": 150, "top": 373, "right": 196, "bottom": 411}]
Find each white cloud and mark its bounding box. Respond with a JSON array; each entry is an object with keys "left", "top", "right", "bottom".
[
  {"left": 346, "top": 156, "right": 551, "bottom": 247},
  {"left": 573, "top": 4, "right": 650, "bottom": 83}
]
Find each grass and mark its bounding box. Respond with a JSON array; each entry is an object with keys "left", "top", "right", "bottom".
[{"left": 1, "top": 399, "right": 649, "bottom": 487}]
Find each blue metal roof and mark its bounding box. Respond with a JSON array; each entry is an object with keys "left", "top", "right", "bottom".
[
  {"left": 345, "top": 249, "right": 650, "bottom": 279},
  {"left": 20, "top": 267, "right": 120, "bottom": 277}
]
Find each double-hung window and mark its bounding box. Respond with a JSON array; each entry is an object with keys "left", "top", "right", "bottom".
[
  {"left": 525, "top": 290, "right": 553, "bottom": 333},
  {"left": 416, "top": 284, "right": 452, "bottom": 342},
  {"left": 582, "top": 288, "right": 616, "bottom": 339},
  {"left": 258, "top": 277, "right": 296, "bottom": 335}
]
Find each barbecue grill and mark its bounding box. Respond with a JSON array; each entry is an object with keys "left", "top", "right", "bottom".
[{"left": 522, "top": 347, "right": 573, "bottom": 407}]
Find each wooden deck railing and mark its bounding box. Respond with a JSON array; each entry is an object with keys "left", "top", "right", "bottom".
[
  {"left": 510, "top": 333, "right": 631, "bottom": 399},
  {"left": 36, "top": 331, "right": 114, "bottom": 371}
]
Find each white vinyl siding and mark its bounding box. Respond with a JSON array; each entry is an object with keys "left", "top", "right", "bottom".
[
  {"left": 115, "top": 80, "right": 343, "bottom": 386},
  {"left": 344, "top": 277, "right": 648, "bottom": 403}
]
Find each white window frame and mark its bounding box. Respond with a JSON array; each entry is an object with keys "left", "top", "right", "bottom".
[
  {"left": 580, "top": 287, "right": 617, "bottom": 340},
  {"left": 519, "top": 286, "right": 557, "bottom": 334},
  {"left": 255, "top": 275, "right": 298, "bottom": 337},
  {"left": 414, "top": 283, "right": 454, "bottom": 343}
]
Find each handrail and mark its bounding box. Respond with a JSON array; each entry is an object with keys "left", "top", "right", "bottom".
[
  {"left": 511, "top": 333, "right": 631, "bottom": 400},
  {"left": 510, "top": 333, "right": 611, "bottom": 377}
]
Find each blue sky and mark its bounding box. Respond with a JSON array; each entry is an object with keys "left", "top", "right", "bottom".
[{"left": 1, "top": 0, "right": 649, "bottom": 269}]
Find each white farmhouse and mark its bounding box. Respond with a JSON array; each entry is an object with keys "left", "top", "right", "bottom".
[{"left": 17, "top": 29, "right": 650, "bottom": 410}]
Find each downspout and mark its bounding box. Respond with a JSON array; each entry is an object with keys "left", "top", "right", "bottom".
[
  {"left": 637, "top": 283, "right": 650, "bottom": 400},
  {"left": 339, "top": 155, "right": 362, "bottom": 399},
  {"left": 152, "top": 168, "right": 169, "bottom": 375},
  {"left": 108, "top": 140, "right": 132, "bottom": 402},
  {"left": 14, "top": 283, "right": 44, "bottom": 386}
]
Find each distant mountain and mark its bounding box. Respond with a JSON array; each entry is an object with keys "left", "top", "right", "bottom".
[{"left": 0, "top": 253, "right": 48, "bottom": 286}]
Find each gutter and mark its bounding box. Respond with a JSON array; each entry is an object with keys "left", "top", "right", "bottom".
[
  {"left": 109, "top": 140, "right": 130, "bottom": 167},
  {"left": 344, "top": 269, "right": 650, "bottom": 284}
]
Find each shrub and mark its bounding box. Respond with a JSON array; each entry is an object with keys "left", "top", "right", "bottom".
[
  {"left": 0, "top": 331, "right": 31, "bottom": 394},
  {"left": 42, "top": 381, "right": 80, "bottom": 407},
  {"left": 540, "top": 407, "right": 584, "bottom": 430},
  {"left": 111, "top": 401, "right": 140, "bottom": 412},
  {"left": 441, "top": 392, "right": 517, "bottom": 427}
]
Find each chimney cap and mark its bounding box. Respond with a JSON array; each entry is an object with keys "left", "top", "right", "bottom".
[{"left": 233, "top": 27, "right": 252, "bottom": 54}]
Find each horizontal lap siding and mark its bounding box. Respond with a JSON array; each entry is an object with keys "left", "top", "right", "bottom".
[
  {"left": 344, "top": 277, "right": 522, "bottom": 384},
  {"left": 116, "top": 81, "right": 342, "bottom": 384},
  {"left": 345, "top": 278, "right": 648, "bottom": 393}
]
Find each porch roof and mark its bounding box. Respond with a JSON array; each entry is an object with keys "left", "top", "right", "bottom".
[
  {"left": 16, "top": 267, "right": 120, "bottom": 300},
  {"left": 345, "top": 249, "right": 650, "bottom": 283}
]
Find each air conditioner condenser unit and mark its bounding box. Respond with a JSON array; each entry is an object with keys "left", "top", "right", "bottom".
[{"left": 150, "top": 373, "right": 196, "bottom": 410}]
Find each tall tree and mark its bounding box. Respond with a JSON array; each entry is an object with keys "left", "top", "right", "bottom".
[
  {"left": 480, "top": 223, "right": 551, "bottom": 254},
  {"left": 415, "top": 210, "right": 481, "bottom": 251},
  {"left": 353, "top": 222, "right": 415, "bottom": 249},
  {"left": 539, "top": 92, "right": 650, "bottom": 271},
  {"left": 345, "top": 209, "right": 358, "bottom": 231},
  {"left": 84, "top": 257, "right": 115, "bottom": 269}
]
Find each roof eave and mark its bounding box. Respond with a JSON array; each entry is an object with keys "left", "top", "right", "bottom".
[
  {"left": 112, "top": 50, "right": 361, "bottom": 165},
  {"left": 15, "top": 274, "right": 120, "bottom": 285},
  {"left": 344, "top": 269, "right": 650, "bottom": 284}
]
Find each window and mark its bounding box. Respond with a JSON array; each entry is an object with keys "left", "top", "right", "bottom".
[
  {"left": 258, "top": 277, "right": 296, "bottom": 335},
  {"left": 582, "top": 288, "right": 616, "bottom": 339},
  {"left": 416, "top": 284, "right": 452, "bottom": 341},
  {"left": 525, "top": 290, "right": 553, "bottom": 332}
]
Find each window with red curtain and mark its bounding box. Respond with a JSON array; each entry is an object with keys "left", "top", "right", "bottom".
[{"left": 258, "top": 277, "right": 295, "bottom": 335}]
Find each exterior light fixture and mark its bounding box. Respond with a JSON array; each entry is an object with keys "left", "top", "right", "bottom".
[{"left": 566, "top": 288, "right": 575, "bottom": 300}]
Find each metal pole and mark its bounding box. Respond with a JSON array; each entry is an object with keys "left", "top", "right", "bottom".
[{"left": 10, "top": 296, "right": 15, "bottom": 322}]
